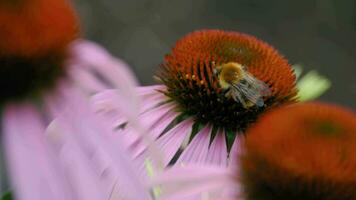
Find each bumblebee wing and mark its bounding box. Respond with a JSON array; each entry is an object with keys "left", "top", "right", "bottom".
[
  {"left": 230, "top": 85, "right": 248, "bottom": 107},
  {"left": 233, "top": 73, "right": 271, "bottom": 107},
  {"left": 243, "top": 73, "right": 271, "bottom": 97},
  {"left": 255, "top": 79, "right": 271, "bottom": 96}
]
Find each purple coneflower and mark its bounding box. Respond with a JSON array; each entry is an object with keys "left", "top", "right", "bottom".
[
  {"left": 0, "top": 0, "right": 146, "bottom": 199},
  {"left": 152, "top": 102, "right": 356, "bottom": 200},
  {"left": 93, "top": 29, "right": 298, "bottom": 168}
]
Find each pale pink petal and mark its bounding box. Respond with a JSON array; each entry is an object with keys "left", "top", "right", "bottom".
[
  {"left": 128, "top": 109, "right": 178, "bottom": 159},
  {"left": 91, "top": 90, "right": 170, "bottom": 130},
  {"left": 140, "top": 92, "right": 168, "bottom": 113},
  {"left": 68, "top": 64, "right": 108, "bottom": 93},
  {"left": 69, "top": 40, "right": 140, "bottom": 120},
  {"left": 91, "top": 90, "right": 130, "bottom": 127},
  {"left": 3, "top": 104, "right": 74, "bottom": 200},
  {"left": 151, "top": 165, "right": 236, "bottom": 200},
  {"left": 206, "top": 129, "right": 228, "bottom": 167},
  {"left": 70, "top": 39, "right": 139, "bottom": 88},
  {"left": 92, "top": 88, "right": 139, "bottom": 123},
  {"left": 155, "top": 119, "right": 194, "bottom": 166},
  {"left": 136, "top": 85, "right": 166, "bottom": 96},
  {"left": 121, "top": 103, "right": 177, "bottom": 147},
  {"left": 136, "top": 85, "right": 168, "bottom": 113},
  {"left": 123, "top": 111, "right": 180, "bottom": 178},
  {"left": 46, "top": 121, "right": 106, "bottom": 200},
  {"left": 228, "top": 134, "right": 244, "bottom": 169},
  {"left": 149, "top": 111, "right": 179, "bottom": 140},
  {"left": 177, "top": 125, "right": 212, "bottom": 165},
  {"left": 139, "top": 103, "right": 176, "bottom": 130},
  {"left": 46, "top": 88, "right": 151, "bottom": 200}
]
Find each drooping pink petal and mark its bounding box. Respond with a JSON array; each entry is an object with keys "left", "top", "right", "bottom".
[
  {"left": 121, "top": 103, "right": 177, "bottom": 147},
  {"left": 206, "top": 129, "right": 228, "bottom": 167},
  {"left": 68, "top": 64, "right": 108, "bottom": 93},
  {"left": 138, "top": 103, "right": 177, "bottom": 131},
  {"left": 177, "top": 125, "right": 212, "bottom": 165},
  {"left": 69, "top": 40, "right": 140, "bottom": 120},
  {"left": 149, "top": 110, "right": 179, "bottom": 140},
  {"left": 136, "top": 85, "right": 166, "bottom": 96},
  {"left": 2, "top": 104, "right": 74, "bottom": 200},
  {"left": 91, "top": 89, "right": 130, "bottom": 128},
  {"left": 45, "top": 121, "right": 107, "bottom": 200},
  {"left": 155, "top": 119, "right": 194, "bottom": 166},
  {"left": 228, "top": 134, "right": 244, "bottom": 169},
  {"left": 140, "top": 92, "right": 169, "bottom": 113},
  {"left": 151, "top": 165, "right": 236, "bottom": 200},
  {"left": 47, "top": 89, "right": 151, "bottom": 200},
  {"left": 124, "top": 111, "right": 181, "bottom": 179},
  {"left": 69, "top": 40, "right": 138, "bottom": 87}
]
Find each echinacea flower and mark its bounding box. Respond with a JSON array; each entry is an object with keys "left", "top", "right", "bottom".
[
  {"left": 152, "top": 102, "right": 356, "bottom": 200},
  {"left": 0, "top": 0, "right": 143, "bottom": 199},
  {"left": 93, "top": 29, "right": 298, "bottom": 168}
]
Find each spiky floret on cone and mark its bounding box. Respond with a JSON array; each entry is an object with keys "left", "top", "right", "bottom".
[
  {"left": 241, "top": 102, "right": 356, "bottom": 200},
  {"left": 0, "top": 0, "right": 79, "bottom": 103},
  {"left": 158, "top": 30, "right": 297, "bottom": 131}
]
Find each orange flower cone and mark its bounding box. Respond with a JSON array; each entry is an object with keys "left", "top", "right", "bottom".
[{"left": 242, "top": 102, "right": 356, "bottom": 200}]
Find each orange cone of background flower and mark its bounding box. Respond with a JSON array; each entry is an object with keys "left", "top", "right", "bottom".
[
  {"left": 241, "top": 102, "right": 356, "bottom": 200},
  {"left": 0, "top": 0, "right": 148, "bottom": 199},
  {"left": 92, "top": 29, "right": 297, "bottom": 169}
]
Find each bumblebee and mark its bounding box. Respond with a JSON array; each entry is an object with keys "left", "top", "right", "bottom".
[{"left": 214, "top": 62, "right": 271, "bottom": 108}]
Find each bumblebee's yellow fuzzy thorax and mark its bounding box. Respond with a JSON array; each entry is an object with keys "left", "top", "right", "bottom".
[{"left": 218, "top": 62, "right": 244, "bottom": 89}]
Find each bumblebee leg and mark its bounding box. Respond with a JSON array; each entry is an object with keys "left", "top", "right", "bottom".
[{"left": 225, "top": 89, "right": 235, "bottom": 100}]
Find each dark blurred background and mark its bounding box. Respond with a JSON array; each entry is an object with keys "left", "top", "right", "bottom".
[{"left": 73, "top": 0, "right": 356, "bottom": 108}]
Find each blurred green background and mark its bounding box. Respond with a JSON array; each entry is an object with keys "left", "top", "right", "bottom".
[{"left": 74, "top": 0, "right": 356, "bottom": 108}]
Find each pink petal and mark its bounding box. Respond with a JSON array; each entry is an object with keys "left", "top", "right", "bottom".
[
  {"left": 136, "top": 85, "right": 166, "bottom": 96},
  {"left": 155, "top": 119, "right": 194, "bottom": 166},
  {"left": 69, "top": 40, "right": 140, "bottom": 120},
  {"left": 70, "top": 39, "right": 139, "bottom": 88},
  {"left": 177, "top": 125, "right": 212, "bottom": 165},
  {"left": 91, "top": 89, "right": 169, "bottom": 129},
  {"left": 46, "top": 121, "right": 107, "bottom": 200},
  {"left": 140, "top": 92, "right": 168, "bottom": 113},
  {"left": 47, "top": 88, "right": 151, "bottom": 200},
  {"left": 139, "top": 103, "right": 177, "bottom": 130},
  {"left": 3, "top": 104, "right": 74, "bottom": 200},
  {"left": 206, "top": 129, "right": 228, "bottom": 167},
  {"left": 228, "top": 134, "right": 244, "bottom": 169},
  {"left": 68, "top": 64, "right": 108, "bottom": 93},
  {"left": 121, "top": 103, "right": 176, "bottom": 147},
  {"left": 149, "top": 110, "right": 179, "bottom": 140},
  {"left": 91, "top": 89, "right": 130, "bottom": 127},
  {"left": 151, "top": 165, "right": 234, "bottom": 185},
  {"left": 151, "top": 165, "right": 236, "bottom": 200}
]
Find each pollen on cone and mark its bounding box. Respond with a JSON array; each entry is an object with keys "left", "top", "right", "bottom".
[
  {"left": 0, "top": 0, "right": 80, "bottom": 57},
  {"left": 241, "top": 102, "right": 356, "bottom": 200},
  {"left": 158, "top": 29, "right": 297, "bottom": 131}
]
